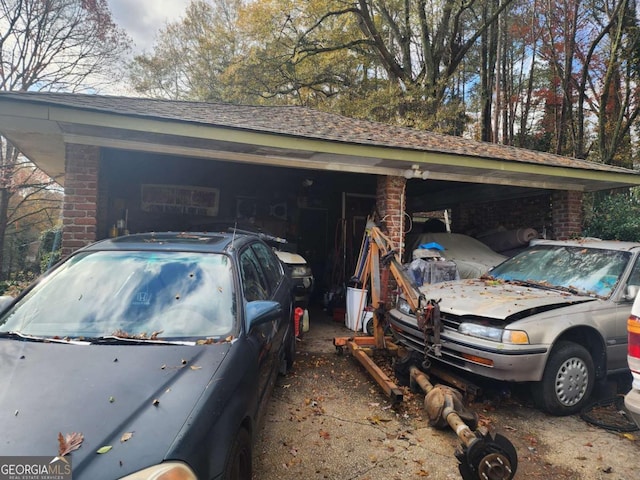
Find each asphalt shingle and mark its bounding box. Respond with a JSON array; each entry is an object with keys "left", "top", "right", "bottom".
[{"left": 0, "top": 91, "right": 635, "bottom": 174}]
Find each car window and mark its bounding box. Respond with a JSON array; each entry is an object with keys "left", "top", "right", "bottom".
[
  {"left": 490, "top": 245, "right": 630, "bottom": 297},
  {"left": 627, "top": 257, "right": 640, "bottom": 288},
  {"left": 251, "top": 241, "right": 284, "bottom": 290},
  {"left": 0, "top": 251, "right": 235, "bottom": 339},
  {"left": 240, "top": 247, "right": 269, "bottom": 301}
]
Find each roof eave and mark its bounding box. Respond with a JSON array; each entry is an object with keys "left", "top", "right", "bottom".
[{"left": 0, "top": 97, "right": 639, "bottom": 192}]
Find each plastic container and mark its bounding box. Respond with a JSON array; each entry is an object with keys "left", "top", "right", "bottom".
[{"left": 346, "top": 287, "right": 368, "bottom": 331}]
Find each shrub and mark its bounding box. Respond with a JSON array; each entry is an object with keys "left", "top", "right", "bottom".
[{"left": 583, "top": 191, "right": 640, "bottom": 241}]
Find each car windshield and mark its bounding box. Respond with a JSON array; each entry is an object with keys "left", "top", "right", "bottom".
[
  {"left": 489, "top": 244, "right": 630, "bottom": 298},
  {"left": 0, "top": 250, "right": 236, "bottom": 339}
]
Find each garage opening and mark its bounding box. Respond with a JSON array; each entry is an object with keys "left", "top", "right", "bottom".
[{"left": 99, "top": 149, "right": 377, "bottom": 305}]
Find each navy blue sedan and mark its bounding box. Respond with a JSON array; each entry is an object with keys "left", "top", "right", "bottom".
[{"left": 0, "top": 232, "right": 295, "bottom": 480}]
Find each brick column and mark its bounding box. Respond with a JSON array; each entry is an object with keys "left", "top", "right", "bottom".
[
  {"left": 376, "top": 176, "right": 406, "bottom": 252},
  {"left": 61, "top": 144, "right": 99, "bottom": 258},
  {"left": 551, "top": 190, "right": 583, "bottom": 240},
  {"left": 376, "top": 175, "right": 406, "bottom": 305}
]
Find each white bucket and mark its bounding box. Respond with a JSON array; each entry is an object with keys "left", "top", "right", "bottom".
[{"left": 346, "top": 287, "right": 368, "bottom": 331}]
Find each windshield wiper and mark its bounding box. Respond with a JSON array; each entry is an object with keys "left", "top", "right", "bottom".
[
  {"left": 0, "top": 331, "right": 90, "bottom": 345},
  {"left": 507, "top": 279, "right": 582, "bottom": 295},
  {"left": 87, "top": 335, "right": 195, "bottom": 346}
]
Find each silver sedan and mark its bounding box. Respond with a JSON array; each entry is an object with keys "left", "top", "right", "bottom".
[{"left": 389, "top": 239, "right": 640, "bottom": 415}]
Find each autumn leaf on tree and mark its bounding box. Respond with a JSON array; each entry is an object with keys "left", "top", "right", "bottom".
[{"left": 58, "top": 432, "right": 84, "bottom": 457}]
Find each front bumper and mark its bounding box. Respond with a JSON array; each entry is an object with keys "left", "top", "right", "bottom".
[
  {"left": 389, "top": 309, "right": 549, "bottom": 382},
  {"left": 291, "top": 275, "right": 314, "bottom": 307}
]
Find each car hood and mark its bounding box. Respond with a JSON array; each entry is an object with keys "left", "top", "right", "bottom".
[
  {"left": 274, "top": 250, "right": 306, "bottom": 265},
  {"left": 0, "top": 339, "right": 230, "bottom": 478},
  {"left": 416, "top": 278, "right": 596, "bottom": 321}
]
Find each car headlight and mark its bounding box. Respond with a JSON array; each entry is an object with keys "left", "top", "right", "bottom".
[
  {"left": 396, "top": 297, "right": 413, "bottom": 315},
  {"left": 291, "top": 265, "right": 312, "bottom": 277},
  {"left": 459, "top": 323, "right": 529, "bottom": 344},
  {"left": 119, "top": 462, "right": 197, "bottom": 480}
]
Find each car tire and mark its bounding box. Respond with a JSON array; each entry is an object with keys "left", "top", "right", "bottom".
[
  {"left": 533, "top": 341, "right": 595, "bottom": 416},
  {"left": 223, "top": 427, "right": 252, "bottom": 480}
]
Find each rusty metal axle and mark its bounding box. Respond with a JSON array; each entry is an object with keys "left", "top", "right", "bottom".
[{"left": 409, "top": 366, "right": 517, "bottom": 480}]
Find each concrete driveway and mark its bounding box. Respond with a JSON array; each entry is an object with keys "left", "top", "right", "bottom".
[{"left": 253, "top": 310, "right": 639, "bottom": 479}]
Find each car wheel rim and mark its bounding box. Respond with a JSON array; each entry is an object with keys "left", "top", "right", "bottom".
[{"left": 554, "top": 356, "right": 589, "bottom": 407}]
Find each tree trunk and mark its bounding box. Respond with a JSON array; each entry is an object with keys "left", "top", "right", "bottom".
[
  {"left": 0, "top": 186, "right": 11, "bottom": 280},
  {"left": 480, "top": 3, "right": 499, "bottom": 142}
]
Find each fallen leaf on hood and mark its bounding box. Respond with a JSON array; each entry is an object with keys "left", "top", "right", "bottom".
[
  {"left": 96, "top": 446, "right": 112, "bottom": 454},
  {"left": 58, "top": 432, "right": 84, "bottom": 457},
  {"left": 190, "top": 365, "right": 202, "bottom": 370},
  {"left": 120, "top": 432, "right": 134, "bottom": 443},
  {"left": 149, "top": 330, "right": 163, "bottom": 340}
]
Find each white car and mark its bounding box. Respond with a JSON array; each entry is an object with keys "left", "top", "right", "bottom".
[
  {"left": 406, "top": 232, "right": 506, "bottom": 278},
  {"left": 624, "top": 290, "right": 640, "bottom": 428}
]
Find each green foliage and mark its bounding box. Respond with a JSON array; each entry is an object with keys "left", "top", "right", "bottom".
[
  {"left": 583, "top": 191, "right": 640, "bottom": 241},
  {"left": 127, "top": 0, "right": 640, "bottom": 164},
  {"left": 129, "top": 0, "right": 244, "bottom": 101},
  {"left": 39, "top": 251, "right": 61, "bottom": 274},
  {"left": 0, "top": 271, "right": 35, "bottom": 296},
  {"left": 128, "top": 0, "right": 506, "bottom": 133},
  {"left": 38, "top": 228, "right": 61, "bottom": 273}
]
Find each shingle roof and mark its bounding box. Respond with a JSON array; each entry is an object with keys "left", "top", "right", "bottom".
[{"left": 0, "top": 91, "right": 633, "bottom": 174}]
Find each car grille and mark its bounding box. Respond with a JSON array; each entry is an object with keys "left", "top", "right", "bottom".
[
  {"left": 389, "top": 311, "right": 471, "bottom": 365},
  {"left": 439, "top": 311, "right": 462, "bottom": 330},
  {"left": 390, "top": 321, "right": 476, "bottom": 368}
]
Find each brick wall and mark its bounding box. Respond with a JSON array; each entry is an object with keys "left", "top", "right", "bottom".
[
  {"left": 61, "top": 144, "right": 99, "bottom": 257},
  {"left": 551, "top": 190, "right": 583, "bottom": 240},
  {"left": 376, "top": 176, "right": 406, "bottom": 253},
  {"left": 452, "top": 190, "right": 583, "bottom": 241},
  {"left": 453, "top": 194, "right": 552, "bottom": 237},
  {"left": 376, "top": 176, "right": 406, "bottom": 305}
]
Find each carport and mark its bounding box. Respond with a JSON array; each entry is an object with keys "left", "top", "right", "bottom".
[{"left": 1, "top": 91, "right": 639, "bottom": 298}]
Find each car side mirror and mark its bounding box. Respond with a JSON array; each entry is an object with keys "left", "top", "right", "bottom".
[
  {"left": 246, "top": 300, "right": 282, "bottom": 331},
  {"left": 626, "top": 285, "right": 640, "bottom": 301}
]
